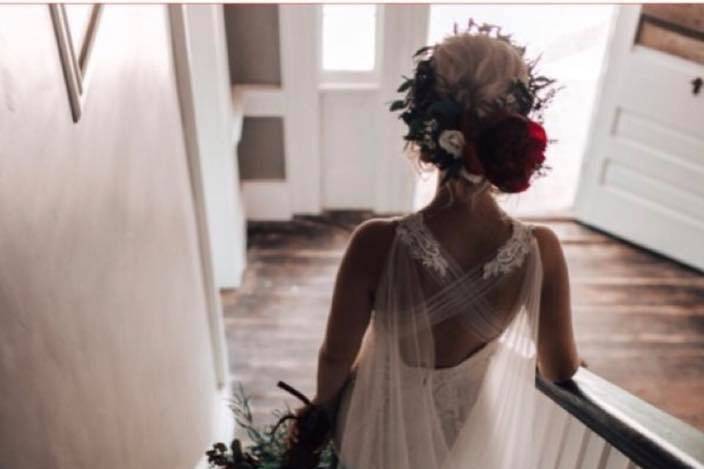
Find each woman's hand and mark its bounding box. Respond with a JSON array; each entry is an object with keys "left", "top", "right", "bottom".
[{"left": 283, "top": 404, "right": 333, "bottom": 469}]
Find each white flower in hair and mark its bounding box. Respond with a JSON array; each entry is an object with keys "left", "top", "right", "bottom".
[
  {"left": 460, "top": 168, "right": 485, "bottom": 184},
  {"left": 438, "top": 130, "right": 465, "bottom": 158}
]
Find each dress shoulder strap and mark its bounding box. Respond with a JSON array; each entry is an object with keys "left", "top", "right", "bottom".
[
  {"left": 482, "top": 219, "right": 535, "bottom": 280},
  {"left": 395, "top": 212, "right": 450, "bottom": 278},
  {"left": 395, "top": 211, "right": 535, "bottom": 281}
]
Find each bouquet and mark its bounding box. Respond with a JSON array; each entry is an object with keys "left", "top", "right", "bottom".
[{"left": 206, "top": 382, "right": 339, "bottom": 469}]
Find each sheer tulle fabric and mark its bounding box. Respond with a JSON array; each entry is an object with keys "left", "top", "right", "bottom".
[{"left": 333, "top": 212, "right": 543, "bottom": 469}]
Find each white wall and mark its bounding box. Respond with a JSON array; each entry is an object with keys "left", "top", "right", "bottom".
[
  {"left": 0, "top": 5, "right": 225, "bottom": 468},
  {"left": 176, "top": 5, "right": 247, "bottom": 289}
]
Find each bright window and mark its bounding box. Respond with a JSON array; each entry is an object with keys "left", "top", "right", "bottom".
[{"left": 321, "top": 5, "right": 378, "bottom": 73}]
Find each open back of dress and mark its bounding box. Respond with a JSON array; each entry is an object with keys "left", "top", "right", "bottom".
[{"left": 334, "top": 211, "right": 543, "bottom": 469}]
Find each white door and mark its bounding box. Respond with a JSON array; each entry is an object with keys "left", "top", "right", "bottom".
[
  {"left": 277, "top": 5, "right": 429, "bottom": 215},
  {"left": 317, "top": 5, "right": 430, "bottom": 213},
  {"left": 574, "top": 5, "right": 704, "bottom": 270}
]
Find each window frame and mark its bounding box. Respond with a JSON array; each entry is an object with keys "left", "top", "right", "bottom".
[{"left": 317, "top": 4, "right": 384, "bottom": 88}]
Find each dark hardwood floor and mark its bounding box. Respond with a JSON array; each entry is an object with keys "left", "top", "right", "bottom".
[{"left": 221, "top": 212, "right": 704, "bottom": 431}]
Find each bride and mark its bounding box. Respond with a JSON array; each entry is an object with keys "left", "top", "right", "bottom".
[{"left": 291, "top": 21, "right": 580, "bottom": 469}]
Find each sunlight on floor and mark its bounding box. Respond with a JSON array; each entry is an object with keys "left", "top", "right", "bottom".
[{"left": 415, "top": 5, "right": 616, "bottom": 216}]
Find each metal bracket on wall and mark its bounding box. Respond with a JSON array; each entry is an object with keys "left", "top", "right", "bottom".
[{"left": 50, "top": 4, "right": 103, "bottom": 123}]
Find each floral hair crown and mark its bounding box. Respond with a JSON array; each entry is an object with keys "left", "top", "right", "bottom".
[{"left": 390, "top": 19, "right": 561, "bottom": 193}]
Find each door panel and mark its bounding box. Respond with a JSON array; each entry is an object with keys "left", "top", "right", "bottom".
[{"left": 575, "top": 5, "right": 704, "bottom": 271}]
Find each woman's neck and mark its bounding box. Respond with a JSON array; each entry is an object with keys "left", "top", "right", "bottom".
[{"left": 423, "top": 182, "right": 504, "bottom": 222}]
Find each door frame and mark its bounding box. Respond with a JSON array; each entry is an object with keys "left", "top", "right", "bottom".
[
  {"left": 273, "top": 5, "right": 430, "bottom": 217},
  {"left": 575, "top": 5, "right": 635, "bottom": 219},
  {"left": 169, "top": 5, "right": 231, "bottom": 389}
]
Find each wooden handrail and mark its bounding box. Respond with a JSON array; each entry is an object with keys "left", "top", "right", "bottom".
[{"left": 537, "top": 367, "right": 704, "bottom": 469}]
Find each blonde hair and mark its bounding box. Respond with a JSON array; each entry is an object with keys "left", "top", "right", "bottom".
[{"left": 432, "top": 33, "right": 529, "bottom": 117}]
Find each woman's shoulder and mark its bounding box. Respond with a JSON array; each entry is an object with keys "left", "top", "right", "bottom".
[
  {"left": 529, "top": 224, "right": 566, "bottom": 276},
  {"left": 348, "top": 216, "right": 401, "bottom": 252},
  {"left": 530, "top": 224, "right": 560, "bottom": 247},
  {"left": 342, "top": 216, "right": 401, "bottom": 289}
]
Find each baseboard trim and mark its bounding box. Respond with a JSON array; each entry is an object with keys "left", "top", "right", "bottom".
[
  {"left": 195, "top": 382, "right": 234, "bottom": 469},
  {"left": 242, "top": 180, "right": 293, "bottom": 221},
  {"left": 194, "top": 454, "right": 210, "bottom": 469}
]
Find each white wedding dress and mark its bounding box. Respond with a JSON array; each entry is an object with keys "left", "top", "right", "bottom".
[{"left": 333, "top": 210, "right": 544, "bottom": 469}]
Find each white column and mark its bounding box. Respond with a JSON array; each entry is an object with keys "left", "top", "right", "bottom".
[
  {"left": 279, "top": 5, "right": 323, "bottom": 215},
  {"left": 174, "top": 4, "right": 247, "bottom": 289},
  {"left": 375, "top": 5, "right": 430, "bottom": 214}
]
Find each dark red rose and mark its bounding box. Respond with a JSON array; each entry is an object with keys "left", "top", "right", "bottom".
[{"left": 475, "top": 113, "right": 548, "bottom": 193}]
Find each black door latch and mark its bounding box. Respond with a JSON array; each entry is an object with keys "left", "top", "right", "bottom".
[{"left": 692, "top": 77, "right": 703, "bottom": 96}]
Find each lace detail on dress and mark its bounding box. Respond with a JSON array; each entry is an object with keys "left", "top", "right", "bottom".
[
  {"left": 400, "top": 339, "right": 498, "bottom": 446},
  {"left": 397, "top": 213, "right": 449, "bottom": 278},
  {"left": 482, "top": 220, "right": 534, "bottom": 280}
]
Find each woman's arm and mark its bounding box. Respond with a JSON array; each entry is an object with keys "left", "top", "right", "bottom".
[
  {"left": 533, "top": 226, "right": 581, "bottom": 383},
  {"left": 312, "top": 219, "right": 396, "bottom": 405}
]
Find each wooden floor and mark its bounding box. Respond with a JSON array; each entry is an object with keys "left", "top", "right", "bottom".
[{"left": 221, "top": 212, "right": 704, "bottom": 431}]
